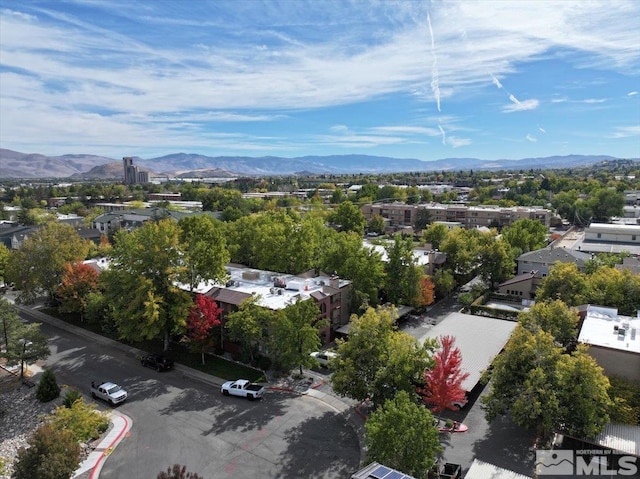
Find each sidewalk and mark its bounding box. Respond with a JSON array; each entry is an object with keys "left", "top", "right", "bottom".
[{"left": 73, "top": 410, "right": 132, "bottom": 479}]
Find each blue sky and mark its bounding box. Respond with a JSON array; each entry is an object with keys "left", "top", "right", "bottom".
[{"left": 1, "top": 0, "right": 639, "bottom": 162}]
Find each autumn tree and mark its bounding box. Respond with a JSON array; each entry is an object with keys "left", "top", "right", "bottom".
[
  {"left": 331, "top": 306, "right": 435, "bottom": 408},
  {"left": 420, "top": 336, "right": 469, "bottom": 413},
  {"left": 178, "top": 215, "right": 230, "bottom": 292},
  {"left": 5, "top": 222, "right": 91, "bottom": 303},
  {"left": 186, "top": 294, "right": 222, "bottom": 364},
  {"left": 416, "top": 276, "right": 435, "bottom": 308},
  {"left": 365, "top": 391, "right": 442, "bottom": 479},
  {"left": 101, "top": 219, "right": 192, "bottom": 351},
  {"left": 12, "top": 423, "right": 80, "bottom": 479},
  {"left": 48, "top": 397, "right": 109, "bottom": 442},
  {"left": 56, "top": 262, "right": 99, "bottom": 321}
]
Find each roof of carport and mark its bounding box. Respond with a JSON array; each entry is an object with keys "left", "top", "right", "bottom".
[{"left": 421, "top": 312, "right": 518, "bottom": 392}]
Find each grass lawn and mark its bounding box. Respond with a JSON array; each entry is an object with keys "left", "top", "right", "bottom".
[{"left": 43, "top": 308, "right": 265, "bottom": 383}]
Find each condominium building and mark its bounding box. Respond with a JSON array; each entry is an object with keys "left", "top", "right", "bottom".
[
  {"left": 123, "top": 156, "right": 149, "bottom": 185},
  {"left": 361, "top": 202, "right": 551, "bottom": 230}
]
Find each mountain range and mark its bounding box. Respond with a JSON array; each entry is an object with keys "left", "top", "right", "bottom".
[{"left": 0, "top": 149, "right": 637, "bottom": 179}]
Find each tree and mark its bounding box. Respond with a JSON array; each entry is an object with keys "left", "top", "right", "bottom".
[
  {"left": 414, "top": 209, "right": 431, "bottom": 231},
  {"left": 49, "top": 397, "right": 109, "bottom": 442},
  {"left": 178, "top": 215, "right": 230, "bottom": 292},
  {"left": 383, "top": 236, "right": 422, "bottom": 306},
  {"left": 0, "top": 298, "right": 21, "bottom": 354},
  {"left": 328, "top": 201, "right": 366, "bottom": 235},
  {"left": 476, "top": 235, "right": 514, "bottom": 288},
  {"left": 365, "top": 391, "right": 442, "bottom": 479},
  {"left": 518, "top": 299, "right": 579, "bottom": 346},
  {"left": 535, "top": 262, "right": 588, "bottom": 306},
  {"left": 368, "top": 214, "right": 386, "bottom": 235},
  {"left": 4, "top": 322, "right": 50, "bottom": 379},
  {"left": 555, "top": 346, "right": 612, "bottom": 438},
  {"left": 419, "top": 336, "right": 469, "bottom": 413},
  {"left": 589, "top": 188, "right": 624, "bottom": 222},
  {"left": 501, "top": 219, "right": 548, "bottom": 257},
  {"left": 186, "top": 294, "right": 222, "bottom": 365},
  {"left": 0, "top": 243, "right": 9, "bottom": 283},
  {"left": 56, "top": 262, "right": 99, "bottom": 321},
  {"left": 271, "top": 297, "right": 324, "bottom": 375},
  {"left": 440, "top": 228, "right": 482, "bottom": 284},
  {"left": 482, "top": 325, "right": 563, "bottom": 441},
  {"left": 331, "top": 307, "right": 434, "bottom": 408},
  {"left": 432, "top": 269, "right": 455, "bottom": 300},
  {"left": 416, "top": 276, "right": 435, "bottom": 308},
  {"left": 422, "top": 223, "right": 448, "bottom": 250},
  {"left": 102, "top": 219, "right": 192, "bottom": 351},
  {"left": 5, "top": 222, "right": 90, "bottom": 303},
  {"left": 157, "top": 464, "right": 203, "bottom": 479},
  {"left": 226, "top": 296, "right": 274, "bottom": 365},
  {"left": 12, "top": 423, "right": 81, "bottom": 479},
  {"left": 36, "top": 369, "right": 60, "bottom": 402}
]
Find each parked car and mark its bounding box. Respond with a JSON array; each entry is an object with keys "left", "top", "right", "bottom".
[
  {"left": 221, "top": 379, "right": 264, "bottom": 400},
  {"left": 310, "top": 351, "right": 338, "bottom": 368},
  {"left": 90, "top": 381, "right": 127, "bottom": 406},
  {"left": 140, "top": 353, "right": 174, "bottom": 372}
]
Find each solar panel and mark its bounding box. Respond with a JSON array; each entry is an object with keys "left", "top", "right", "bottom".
[
  {"left": 370, "top": 465, "right": 392, "bottom": 479},
  {"left": 386, "top": 471, "right": 404, "bottom": 479}
]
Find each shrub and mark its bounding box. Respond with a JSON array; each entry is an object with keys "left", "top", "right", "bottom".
[
  {"left": 62, "top": 388, "right": 82, "bottom": 408},
  {"left": 12, "top": 423, "right": 80, "bottom": 479},
  {"left": 49, "top": 398, "right": 109, "bottom": 442},
  {"left": 36, "top": 369, "right": 60, "bottom": 402}
]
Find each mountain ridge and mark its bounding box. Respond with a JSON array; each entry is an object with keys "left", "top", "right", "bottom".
[{"left": 0, "top": 148, "right": 637, "bottom": 179}]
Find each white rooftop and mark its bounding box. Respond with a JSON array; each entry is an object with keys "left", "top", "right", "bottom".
[
  {"left": 578, "top": 305, "right": 640, "bottom": 354},
  {"left": 362, "top": 240, "right": 435, "bottom": 267}
]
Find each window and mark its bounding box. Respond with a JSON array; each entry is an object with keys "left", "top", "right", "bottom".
[
  {"left": 633, "top": 235, "right": 637, "bottom": 241},
  {"left": 597, "top": 233, "right": 601, "bottom": 238}
]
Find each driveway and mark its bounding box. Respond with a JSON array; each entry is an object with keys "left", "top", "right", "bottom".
[{"left": 21, "top": 310, "right": 361, "bottom": 479}]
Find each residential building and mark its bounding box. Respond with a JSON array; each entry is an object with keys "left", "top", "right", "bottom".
[
  {"left": 578, "top": 305, "right": 640, "bottom": 382},
  {"left": 465, "top": 459, "right": 532, "bottom": 479},
  {"left": 362, "top": 240, "right": 446, "bottom": 276},
  {"left": 497, "top": 271, "right": 538, "bottom": 299},
  {"left": 516, "top": 246, "right": 591, "bottom": 278},
  {"left": 122, "top": 156, "right": 149, "bottom": 185},
  {"left": 584, "top": 223, "right": 640, "bottom": 244},
  {"left": 361, "top": 202, "right": 551, "bottom": 230},
  {"left": 91, "top": 207, "right": 201, "bottom": 234}
]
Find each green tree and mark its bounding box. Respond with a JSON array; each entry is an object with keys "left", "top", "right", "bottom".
[
  {"left": 49, "top": 397, "right": 109, "bottom": 442},
  {"left": 432, "top": 269, "right": 455, "bottom": 300},
  {"left": 365, "top": 391, "right": 442, "bottom": 479},
  {"left": 102, "top": 219, "right": 192, "bottom": 351},
  {"left": 0, "top": 243, "right": 9, "bottom": 283},
  {"left": 555, "top": 346, "right": 612, "bottom": 438},
  {"left": 178, "top": 215, "right": 230, "bottom": 292},
  {"left": 440, "top": 228, "right": 482, "bottom": 284},
  {"left": 5, "top": 222, "right": 91, "bottom": 303},
  {"left": 383, "top": 236, "right": 422, "bottom": 306},
  {"left": 535, "top": 262, "right": 589, "bottom": 306},
  {"left": 476, "top": 235, "right": 514, "bottom": 288},
  {"left": 36, "top": 369, "right": 60, "bottom": 402},
  {"left": 226, "top": 296, "right": 275, "bottom": 365},
  {"left": 4, "top": 322, "right": 50, "bottom": 379},
  {"left": 422, "top": 223, "right": 448, "bottom": 250},
  {"left": 328, "top": 201, "right": 366, "bottom": 235},
  {"left": 501, "top": 218, "right": 548, "bottom": 257},
  {"left": 518, "top": 299, "right": 580, "bottom": 346},
  {"left": 0, "top": 298, "right": 21, "bottom": 355},
  {"left": 589, "top": 188, "right": 624, "bottom": 222},
  {"left": 413, "top": 209, "right": 431, "bottom": 232},
  {"left": 12, "top": 423, "right": 80, "bottom": 479},
  {"left": 587, "top": 267, "right": 640, "bottom": 316},
  {"left": 368, "top": 214, "right": 386, "bottom": 235},
  {"left": 331, "top": 307, "right": 434, "bottom": 408},
  {"left": 271, "top": 298, "right": 325, "bottom": 375}
]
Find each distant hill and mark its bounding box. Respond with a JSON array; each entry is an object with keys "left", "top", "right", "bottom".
[{"left": 0, "top": 148, "right": 637, "bottom": 179}]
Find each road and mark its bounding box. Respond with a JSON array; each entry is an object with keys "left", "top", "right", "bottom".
[{"left": 20, "top": 309, "right": 361, "bottom": 479}]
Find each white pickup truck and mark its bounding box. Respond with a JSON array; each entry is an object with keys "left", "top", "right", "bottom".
[
  {"left": 91, "top": 381, "right": 128, "bottom": 405},
  {"left": 221, "top": 379, "right": 264, "bottom": 400}
]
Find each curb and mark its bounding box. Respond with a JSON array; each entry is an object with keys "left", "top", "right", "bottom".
[{"left": 72, "top": 411, "right": 132, "bottom": 479}]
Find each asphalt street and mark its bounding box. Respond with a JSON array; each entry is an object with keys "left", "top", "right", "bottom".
[{"left": 18, "top": 309, "right": 361, "bottom": 479}]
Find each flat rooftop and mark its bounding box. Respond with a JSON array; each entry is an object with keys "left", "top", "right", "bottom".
[{"left": 578, "top": 306, "right": 640, "bottom": 354}]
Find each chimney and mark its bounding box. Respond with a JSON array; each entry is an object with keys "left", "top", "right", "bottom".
[{"left": 330, "top": 275, "right": 340, "bottom": 289}]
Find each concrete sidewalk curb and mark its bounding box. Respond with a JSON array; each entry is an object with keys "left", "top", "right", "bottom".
[{"left": 73, "top": 410, "right": 132, "bottom": 479}]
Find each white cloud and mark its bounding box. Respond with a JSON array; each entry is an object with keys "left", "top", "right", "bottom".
[
  {"left": 503, "top": 98, "right": 540, "bottom": 113},
  {"left": 438, "top": 125, "right": 446, "bottom": 145},
  {"left": 446, "top": 136, "right": 471, "bottom": 148},
  {"left": 538, "top": 127, "right": 546, "bottom": 134},
  {"left": 330, "top": 125, "right": 350, "bottom": 133},
  {"left": 583, "top": 98, "right": 606, "bottom": 104},
  {"left": 526, "top": 134, "right": 537, "bottom": 142},
  {"left": 610, "top": 125, "right": 640, "bottom": 138},
  {"left": 551, "top": 96, "right": 568, "bottom": 103},
  {"left": 628, "top": 91, "right": 638, "bottom": 96}
]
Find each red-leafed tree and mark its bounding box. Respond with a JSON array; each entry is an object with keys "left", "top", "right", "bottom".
[
  {"left": 56, "top": 262, "right": 99, "bottom": 322},
  {"left": 186, "top": 294, "right": 222, "bottom": 365},
  {"left": 416, "top": 276, "right": 436, "bottom": 308},
  {"left": 419, "top": 335, "right": 469, "bottom": 413}
]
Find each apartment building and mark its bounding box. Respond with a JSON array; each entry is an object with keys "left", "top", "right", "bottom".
[{"left": 361, "top": 202, "right": 551, "bottom": 230}]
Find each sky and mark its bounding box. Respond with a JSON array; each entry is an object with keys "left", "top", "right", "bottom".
[{"left": 1, "top": 0, "right": 639, "bottom": 162}]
